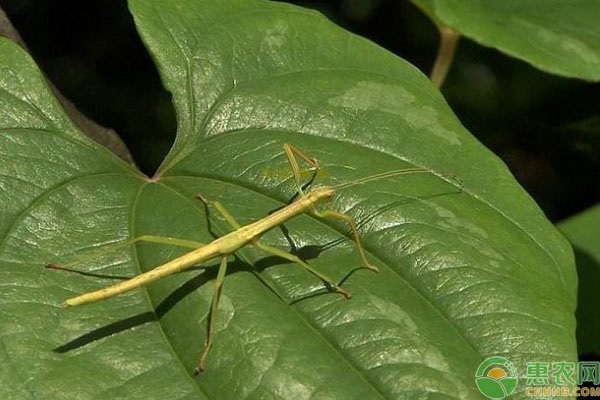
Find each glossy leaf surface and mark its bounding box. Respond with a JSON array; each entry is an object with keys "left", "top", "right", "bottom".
[{"left": 0, "top": 0, "right": 577, "bottom": 398}]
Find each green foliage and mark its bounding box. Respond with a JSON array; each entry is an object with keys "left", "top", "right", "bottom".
[
  {"left": 412, "top": 0, "right": 600, "bottom": 81},
  {"left": 558, "top": 205, "right": 600, "bottom": 356},
  {"left": 0, "top": 0, "right": 577, "bottom": 398}
]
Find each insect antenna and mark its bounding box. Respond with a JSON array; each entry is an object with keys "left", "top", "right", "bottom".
[{"left": 332, "top": 167, "right": 430, "bottom": 191}]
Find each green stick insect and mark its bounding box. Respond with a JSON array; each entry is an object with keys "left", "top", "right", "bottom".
[{"left": 47, "top": 144, "right": 432, "bottom": 373}]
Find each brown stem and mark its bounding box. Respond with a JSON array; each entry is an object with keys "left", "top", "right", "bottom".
[{"left": 430, "top": 25, "right": 460, "bottom": 89}]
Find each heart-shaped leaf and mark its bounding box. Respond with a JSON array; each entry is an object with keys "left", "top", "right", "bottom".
[{"left": 0, "top": 0, "right": 576, "bottom": 398}]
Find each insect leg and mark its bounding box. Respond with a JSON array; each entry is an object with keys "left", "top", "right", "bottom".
[
  {"left": 45, "top": 235, "right": 204, "bottom": 271},
  {"left": 196, "top": 195, "right": 241, "bottom": 229},
  {"left": 283, "top": 143, "right": 319, "bottom": 196},
  {"left": 312, "top": 209, "right": 378, "bottom": 272},
  {"left": 252, "top": 241, "right": 352, "bottom": 299},
  {"left": 195, "top": 255, "right": 228, "bottom": 374}
]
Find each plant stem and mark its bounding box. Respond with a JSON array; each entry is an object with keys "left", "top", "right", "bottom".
[{"left": 430, "top": 25, "right": 460, "bottom": 89}]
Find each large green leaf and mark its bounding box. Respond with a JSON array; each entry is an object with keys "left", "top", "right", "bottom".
[
  {"left": 412, "top": 0, "right": 600, "bottom": 81},
  {"left": 558, "top": 205, "right": 600, "bottom": 356},
  {"left": 0, "top": 0, "right": 576, "bottom": 398}
]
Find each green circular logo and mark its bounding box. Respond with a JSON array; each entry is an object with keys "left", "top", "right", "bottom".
[{"left": 475, "top": 357, "right": 518, "bottom": 399}]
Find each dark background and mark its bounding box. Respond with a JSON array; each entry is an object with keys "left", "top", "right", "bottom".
[{"left": 1, "top": 0, "right": 599, "bottom": 221}]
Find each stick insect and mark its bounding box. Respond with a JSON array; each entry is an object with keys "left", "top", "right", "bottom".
[{"left": 47, "top": 144, "right": 431, "bottom": 373}]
